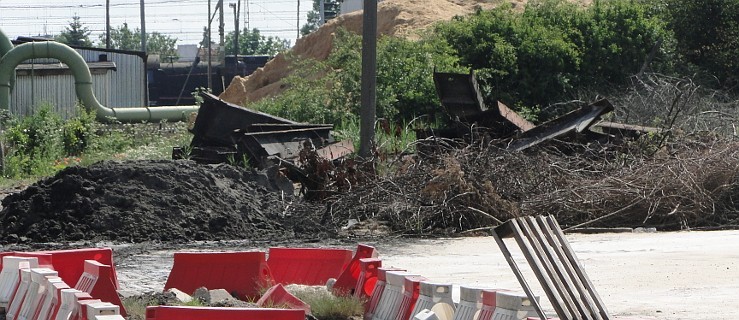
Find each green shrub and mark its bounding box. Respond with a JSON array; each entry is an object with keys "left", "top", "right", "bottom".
[
  {"left": 250, "top": 29, "right": 464, "bottom": 125},
  {"left": 2, "top": 104, "right": 64, "bottom": 176},
  {"left": 436, "top": 0, "right": 673, "bottom": 120},
  {"left": 62, "top": 106, "right": 96, "bottom": 155},
  {"left": 661, "top": 0, "right": 739, "bottom": 89}
]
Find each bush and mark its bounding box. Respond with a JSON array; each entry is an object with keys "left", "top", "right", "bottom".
[
  {"left": 435, "top": 0, "right": 673, "bottom": 120},
  {"left": 250, "top": 29, "right": 464, "bottom": 124},
  {"left": 661, "top": 0, "right": 739, "bottom": 89},
  {"left": 2, "top": 104, "right": 65, "bottom": 177}
]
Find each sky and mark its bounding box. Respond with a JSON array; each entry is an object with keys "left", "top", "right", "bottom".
[{"left": 0, "top": 0, "right": 312, "bottom": 48}]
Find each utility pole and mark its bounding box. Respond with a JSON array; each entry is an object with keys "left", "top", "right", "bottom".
[
  {"left": 319, "top": 0, "right": 325, "bottom": 25},
  {"left": 106, "top": 0, "right": 111, "bottom": 49},
  {"left": 245, "top": 0, "right": 249, "bottom": 30},
  {"left": 359, "top": 0, "right": 377, "bottom": 157},
  {"left": 219, "top": 0, "right": 225, "bottom": 66},
  {"left": 297, "top": 0, "right": 300, "bottom": 39},
  {"left": 208, "top": 0, "right": 212, "bottom": 89},
  {"left": 140, "top": 0, "right": 146, "bottom": 52},
  {"left": 230, "top": 2, "right": 240, "bottom": 56}
]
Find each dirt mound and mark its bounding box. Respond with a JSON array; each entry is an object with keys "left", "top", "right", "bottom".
[
  {"left": 0, "top": 160, "right": 327, "bottom": 244},
  {"left": 219, "top": 0, "right": 499, "bottom": 105}
]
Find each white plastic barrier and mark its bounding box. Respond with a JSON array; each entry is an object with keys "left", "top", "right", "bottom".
[
  {"left": 414, "top": 309, "right": 440, "bottom": 320},
  {"left": 71, "top": 298, "right": 103, "bottom": 320},
  {"left": 85, "top": 301, "right": 120, "bottom": 320},
  {"left": 490, "top": 291, "right": 538, "bottom": 320},
  {"left": 372, "top": 271, "right": 419, "bottom": 320},
  {"left": 411, "top": 282, "right": 455, "bottom": 320},
  {"left": 94, "top": 316, "right": 125, "bottom": 320},
  {"left": 452, "top": 286, "right": 485, "bottom": 320},
  {"left": 38, "top": 278, "right": 71, "bottom": 320},
  {"left": 18, "top": 268, "right": 58, "bottom": 320},
  {"left": 0, "top": 257, "right": 39, "bottom": 310}
]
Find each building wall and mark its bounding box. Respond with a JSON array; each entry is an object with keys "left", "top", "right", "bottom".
[
  {"left": 12, "top": 47, "right": 146, "bottom": 115},
  {"left": 77, "top": 49, "right": 146, "bottom": 108},
  {"left": 11, "top": 71, "right": 113, "bottom": 119}
]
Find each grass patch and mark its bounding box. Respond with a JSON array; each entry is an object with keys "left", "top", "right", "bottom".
[
  {"left": 0, "top": 105, "right": 192, "bottom": 186},
  {"left": 291, "top": 289, "right": 364, "bottom": 320}
]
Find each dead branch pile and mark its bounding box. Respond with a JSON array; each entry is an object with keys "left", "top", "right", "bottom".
[{"left": 323, "top": 135, "right": 739, "bottom": 235}]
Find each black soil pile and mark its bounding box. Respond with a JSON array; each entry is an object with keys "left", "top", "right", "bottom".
[{"left": 0, "top": 160, "right": 328, "bottom": 244}]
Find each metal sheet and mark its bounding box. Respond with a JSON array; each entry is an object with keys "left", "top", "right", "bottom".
[
  {"left": 507, "top": 99, "right": 614, "bottom": 151},
  {"left": 11, "top": 71, "right": 112, "bottom": 119}
]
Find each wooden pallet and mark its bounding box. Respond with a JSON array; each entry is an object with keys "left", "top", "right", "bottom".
[{"left": 493, "top": 216, "right": 611, "bottom": 320}]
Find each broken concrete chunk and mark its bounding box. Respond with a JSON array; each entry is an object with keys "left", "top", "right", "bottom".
[
  {"left": 165, "top": 288, "right": 193, "bottom": 303},
  {"left": 192, "top": 287, "right": 237, "bottom": 305}
]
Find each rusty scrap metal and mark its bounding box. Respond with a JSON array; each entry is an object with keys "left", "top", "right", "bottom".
[
  {"left": 507, "top": 99, "right": 614, "bottom": 151},
  {"left": 434, "top": 70, "right": 488, "bottom": 118}
]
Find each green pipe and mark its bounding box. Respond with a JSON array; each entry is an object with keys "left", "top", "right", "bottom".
[
  {"left": 0, "top": 41, "right": 198, "bottom": 122},
  {"left": 0, "top": 28, "right": 16, "bottom": 90}
]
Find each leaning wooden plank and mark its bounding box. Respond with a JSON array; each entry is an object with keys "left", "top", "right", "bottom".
[
  {"left": 535, "top": 216, "right": 603, "bottom": 320},
  {"left": 546, "top": 216, "right": 611, "bottom": 319}
]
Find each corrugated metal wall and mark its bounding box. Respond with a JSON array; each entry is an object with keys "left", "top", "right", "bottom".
[
  {"left": 9, "top": 47, "right": 146, "bottom": 118},
  {"left": 77, "top": 49, "right": 146, "bottom": 108},
  {"left": 11, "top": 72, "right": 112, "bottom": 119}
]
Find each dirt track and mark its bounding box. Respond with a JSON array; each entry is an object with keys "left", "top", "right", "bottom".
[{"left": 116, "top": 230, "right": 739, "bottom": 320}]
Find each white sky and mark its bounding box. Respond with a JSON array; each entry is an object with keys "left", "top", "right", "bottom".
[{"left": 0, "top": 0, "right": 312, "bottom": 48}]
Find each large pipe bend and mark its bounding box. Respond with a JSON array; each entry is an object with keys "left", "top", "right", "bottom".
[{"left": 0, "top": 40, "right": 198, "bottom": 122}]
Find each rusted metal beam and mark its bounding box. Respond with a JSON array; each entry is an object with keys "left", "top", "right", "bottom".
[{"left": 507, "top": 99, "right": 614, "bottom": 151}]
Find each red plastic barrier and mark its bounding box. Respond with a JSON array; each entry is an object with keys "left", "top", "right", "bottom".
[
  {"left": 256, "top": 284, "right": 311, "bottom": 314},
  {"left": 36, "top": 278, "right": 70, "bottom": 320},
  {"left": 41, "top": 248, "right": 118, "bottom": 289},
  {"left": 145, "top": 306, "right": 305, "bottom": 320},
  {"left": 74, "top": 260, "right": 127, "bottom": 317},
  {"left": 267, "top": 247, "right": 352, "bottom": 285},
  {"left": 354, "top": 258, "right": 381, "bottom": 300},
  {"left": 333, "top": 244, "right": 378, "bottom": 296},
  {"left": 163, "top": 251, "right": 273, "bottom": 300},
  {"left": 364, "top": 267, "right": 405, "bottom": 319},
  {"left": 396, "top": 275, "right": 428, "bottom": 320},
  {"left": 2, "top": 248, "right": 117, "bottom": 289}
]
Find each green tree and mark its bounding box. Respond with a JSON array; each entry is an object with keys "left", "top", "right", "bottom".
[
  {"left": 301, "top": 0, "right": 343, "bottom": 36},
  {"left": 225, "top": 28, "right": 289, "bottom": 56},
  {"left": 56, "top": 15, "right": 93, "bottom": 47},
  {"left": 663, "top": 0, "right": 739, "bottom": 88},
  {"left": 101, "top": 23, "right": 179, "bottom": 59}
]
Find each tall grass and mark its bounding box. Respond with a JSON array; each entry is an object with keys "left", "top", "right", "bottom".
[{"left": 0, "top": 105, "right": 192, "bottom": 184}]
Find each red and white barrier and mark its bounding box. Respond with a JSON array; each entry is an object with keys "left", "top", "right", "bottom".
[
  {"left": 415, "top": 309, "right": 440, "bottom": 320},
  {"left": 18, "top": 268, "right": 58, "bottom": 320},
  {"left": 333, "top": 244, "right": 378, "bottom": 296},
  {"left": 84, "top": 301, "right": 120, "bottom": 320},
  {"left": 7, "top": 268, "right": 33, "bottom": 320},
  {"left": 0, "top": 256, "right": 39, "bottom": 311},
  {"left": 491, "top": 291, "right": 538, "bottom": 320},
  {"left": 145, "top": 306, "right": 306, "bottom": 320},
  {"left": 75, "top": 260, "right": 126, "bottom": 317},
  {"left": 37, "top": 278, "right": 70, "bottom": 320},
  {"left": 372, "top": 271, "right": 420, "bottom": 320},
  {"left": 55, "top": 289, "right": 93, "bottom": 320},
  {"left": 410, "top": 282, "right": 455, "bottom": 320},
  {"left": 452, "top": 286, "right": 485, "bottom": 320},
  {"left": 365, "top": 267, "right": 405, "bottom": 320},
  {"left": 395, "top": 275, "right": 428, "bottom": 320},
  {"left": 355, "top": 258, "right": 382, "bottom": 300}
]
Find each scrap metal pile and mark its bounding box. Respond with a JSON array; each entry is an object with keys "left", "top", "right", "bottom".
[
  {"left": 425, "top": 70, "right": 659, "bottom": 151},
  {"left": 174, "top": 92, "right": 353, "bottom": 195}
]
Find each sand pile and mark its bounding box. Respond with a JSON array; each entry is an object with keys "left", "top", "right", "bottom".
[{"left": 219, "top": 0, "right": 502, "bottom": 105}]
